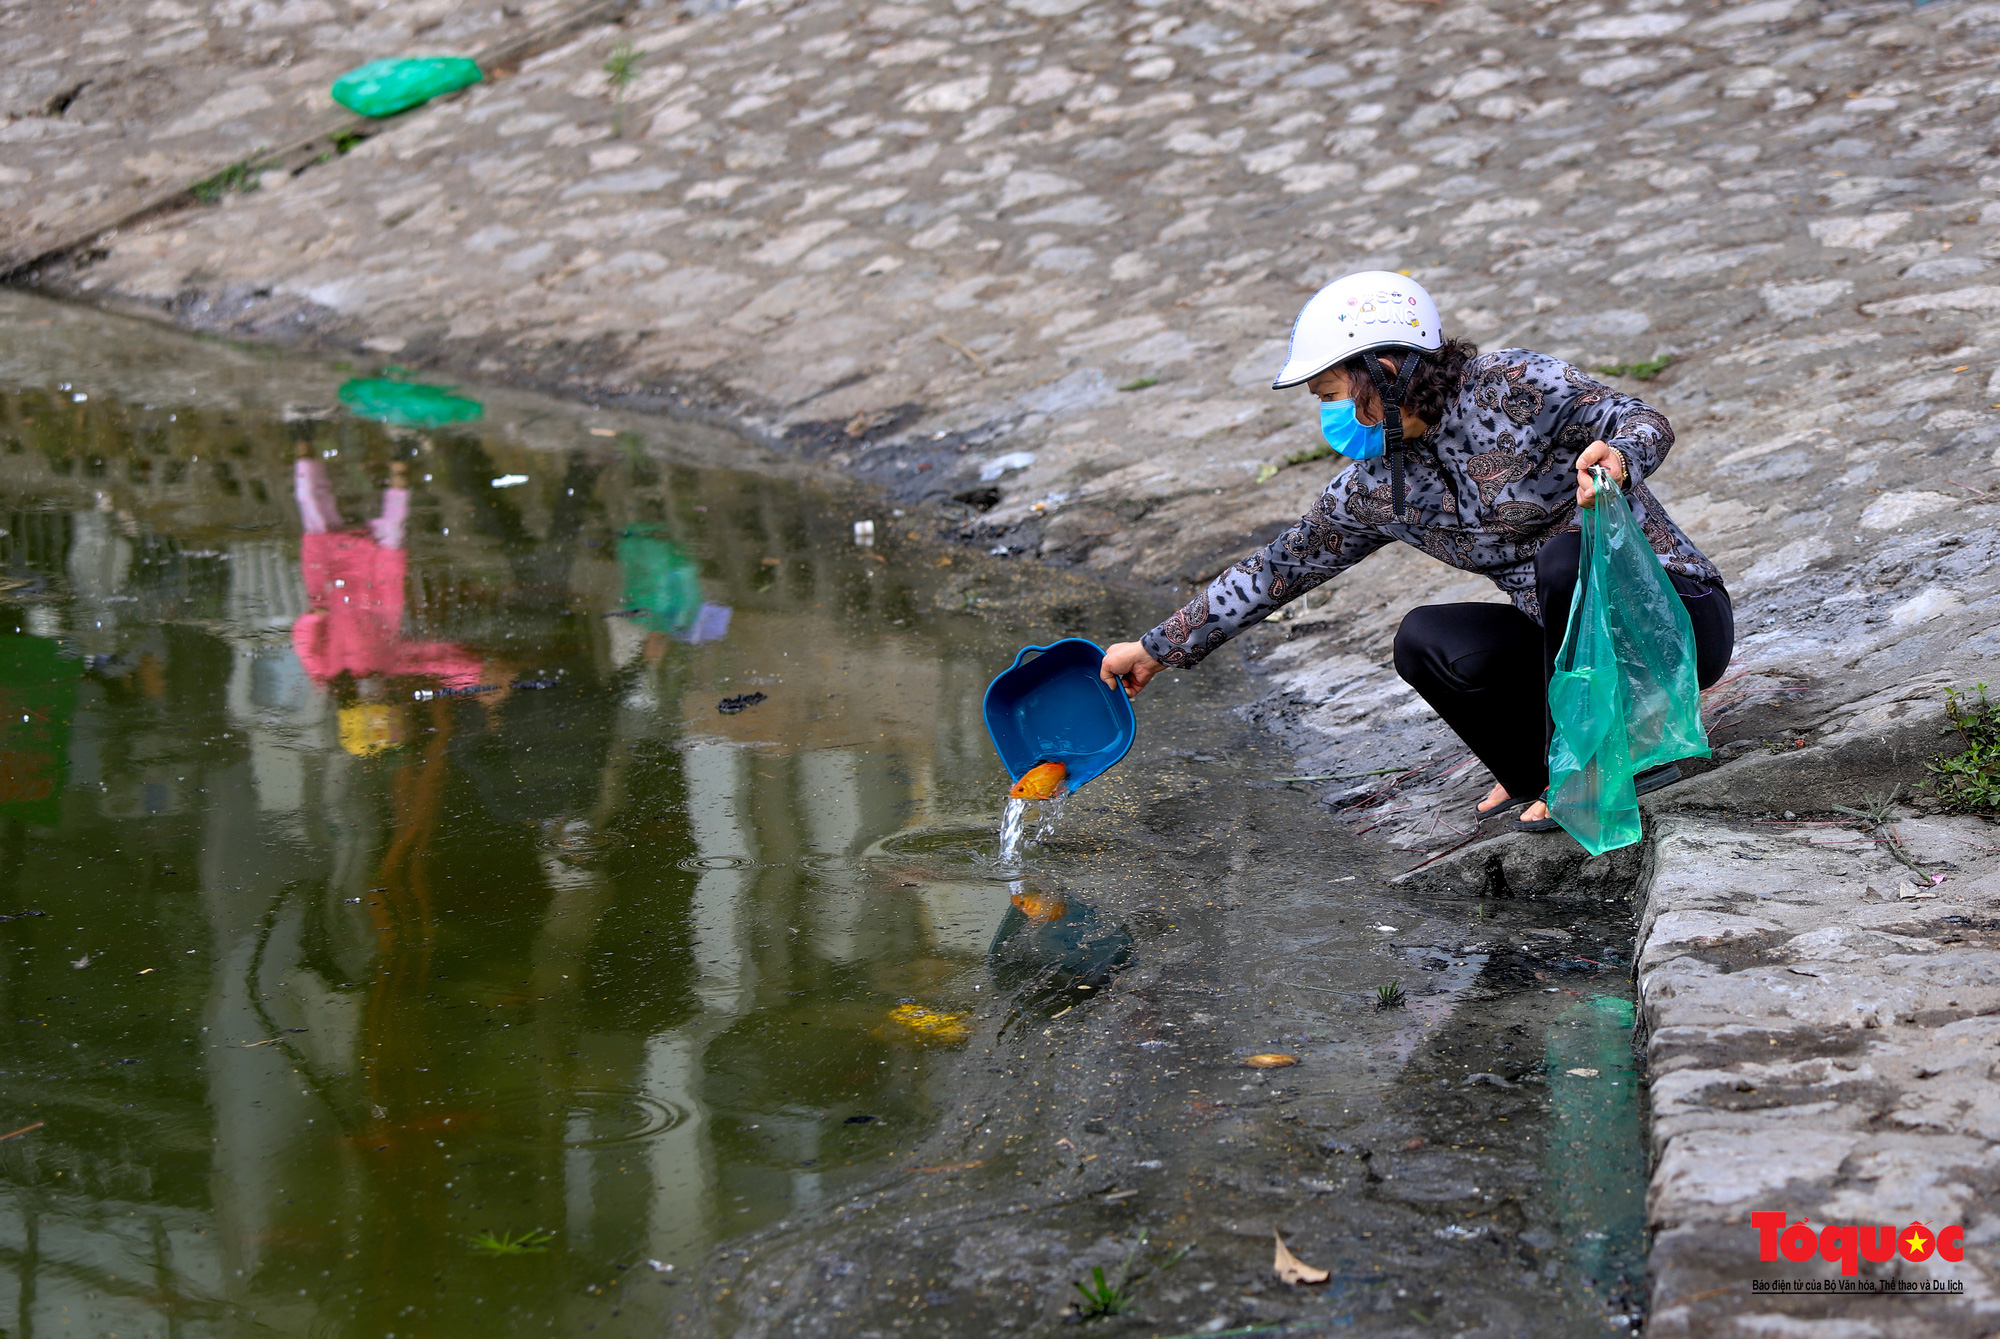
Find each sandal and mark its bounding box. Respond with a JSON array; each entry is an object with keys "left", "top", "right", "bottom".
[
  {"left": 1635, "top": 762, "right": 1682, "bottom": 796},
  {"left": 1516, "top": 792, "right": 1561, "bottom": 833},
  {"left": 1476, "top": 793, "right": 1531, "bottom": 819},
  {"left": 1518, "top": 766, "right": 1681, "bottom": 834}
]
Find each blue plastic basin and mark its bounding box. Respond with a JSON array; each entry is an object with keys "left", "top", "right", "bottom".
[{"left": 982, "top": 638, "right": 1137, "bottom": 794}]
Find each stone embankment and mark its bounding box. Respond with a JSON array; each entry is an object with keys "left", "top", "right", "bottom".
[{"left": 9, "top": 0, "right": 2000, "bottom": 1323}]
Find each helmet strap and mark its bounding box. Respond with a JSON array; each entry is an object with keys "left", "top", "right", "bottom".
[{"left": 1361, "top": 351, "right": 1422, "bottom": 522}]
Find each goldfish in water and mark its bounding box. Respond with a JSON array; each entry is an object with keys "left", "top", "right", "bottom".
[
  {"left": 1010, "top": 890, "right": 1068, "bottom": 922},
  {"left": 1008, "top": 761, "right": 1068, "bottom": 800}
]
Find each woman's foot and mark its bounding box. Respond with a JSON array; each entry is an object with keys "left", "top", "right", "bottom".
[
  {"left": 1477, "top": 783, "right": 1530, "bottom": 817},
  {"left": 1517, "top": 795, "right": 1561, "bottom": 832}
]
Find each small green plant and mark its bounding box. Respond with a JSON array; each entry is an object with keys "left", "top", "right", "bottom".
[
  {"left": 1929, "top": 685, "right": 2000, "bottom": 811},
  {"left": 1074, "top": 1265, "right": 1132, "bottom": 1318},
  {"left": 189, "top": 161, "right": 261, "bottom": 204},
  {"left": 1375, "top": 980, "right": 1406, "bottom": 1009},
  {"left": 332, "top": 130, "right": 365, "bottom": 154},
  {"left": 1284, "top": 441, "right": 1334, "bottom": 467},
  {"left": 604, "top": 41, "right": 641, "bottom": 138},
  {"left": 1070, "top": 1229, "right": 1187, "bottom": 1321},
  {"left": 469, "top": 1227, "right": 554, "bottom": 1255},
  {"left": 1594, "top": 355, "right": 1673, "bottom": 381},
  {"left": 1117, "top": 376, "right": 1159, "bottom": 392}
]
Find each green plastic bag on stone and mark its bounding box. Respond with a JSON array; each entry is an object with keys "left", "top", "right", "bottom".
[
  {"left": 338, "top": 378, "right": 483, "bottom": 428},
  {"left": 1546, "top": 470, "right": 1710, "bottom": 855},
  {"left": 331, "top": 57, "right": 482, "bottom": 118}
]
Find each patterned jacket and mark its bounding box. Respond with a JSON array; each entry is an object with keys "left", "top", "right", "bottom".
[{"left": 1140, "top": 349, "right": 1723, "bottom": 668}]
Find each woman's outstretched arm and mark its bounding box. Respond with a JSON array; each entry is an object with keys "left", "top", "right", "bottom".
[{"left": 1099, "top": 476, "right": 1391, "bottom": 695}]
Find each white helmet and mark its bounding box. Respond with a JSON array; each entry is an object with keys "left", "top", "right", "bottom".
[{"left": 1271, "top": 271, "right": 1443, "bottom": 389}]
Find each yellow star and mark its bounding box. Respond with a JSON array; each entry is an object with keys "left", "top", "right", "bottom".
[{"left": 1906, "top": 1232, "right": 1928, "bottom": 1254}]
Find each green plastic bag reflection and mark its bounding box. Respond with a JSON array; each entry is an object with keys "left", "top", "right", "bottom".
[
  {"left": 338, "top": 378, "right": 483, "bottom": 428},
  {"left": 618, "top": 528, "right": 704, "bottom": 636},
  {"left": 331, "top": 57, "right": 482, "bottom": 119},
  {"left": 1546, "top": 471, "right": 1710, "bottom": 855}
]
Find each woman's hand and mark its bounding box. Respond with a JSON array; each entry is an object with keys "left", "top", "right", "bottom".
[
  {"left": 1575, "top": 439, "right": 1629, "bottom": 510},
  {"left": 1100, "top": 642, "right": 1165, "bottom": 699}
]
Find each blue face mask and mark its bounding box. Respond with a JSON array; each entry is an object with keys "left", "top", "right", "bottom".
[{"left": 1319, "top": 399, "right": 1385, "bottom": 460}]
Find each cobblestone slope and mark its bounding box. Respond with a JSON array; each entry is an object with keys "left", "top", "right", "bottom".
[{"left": 0, "top": 0, "right": 577, "bottom": 271}]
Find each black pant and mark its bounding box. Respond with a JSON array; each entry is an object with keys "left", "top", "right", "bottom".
[{"left": 1391, "top": 531, "right": 1735, "bottom": 801}]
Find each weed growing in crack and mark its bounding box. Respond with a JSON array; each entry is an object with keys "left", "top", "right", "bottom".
[
  {"left": 1929, "top": 685, "right": 2000, "bottom": 811},
  {"left": 189, "top": 161, "right": 262, "bottom": 204},
  {"left": 604, "top": 42, "right": 640, "bottom": 138},
  {"left": 1073, "top": 1265, "right": 1131, "bottom": 1318},
  {"left": 1594, "top": 355, "right": 1673, "bottom": 381},
  {"left": 1375, "top": 980, "right": 1406, "bottom": 1009},
  {"left": 1069, "top": 1229, "right": 1189, "bottom": 1321}
]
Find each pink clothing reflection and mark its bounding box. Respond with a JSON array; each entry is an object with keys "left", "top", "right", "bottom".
[{"left": 292, "top": 459, "right": 482, "bottom": 688}]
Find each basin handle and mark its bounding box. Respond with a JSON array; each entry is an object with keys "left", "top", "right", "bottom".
[{"left": 1005, "top": 642, "right": 1060, "bottom": 672}]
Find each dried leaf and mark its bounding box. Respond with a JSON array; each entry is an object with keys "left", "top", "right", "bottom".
[
  {"left": 1245, "top": 1054, "right": 1299, "bottom": 1069},
  {"left": 1273, "top": 1231, "right": 1329, "bottom": 1286}
]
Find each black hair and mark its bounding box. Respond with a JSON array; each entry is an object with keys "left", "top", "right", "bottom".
[{"left": 1342, "top": 337, "right": 1479, "bottom": 431}]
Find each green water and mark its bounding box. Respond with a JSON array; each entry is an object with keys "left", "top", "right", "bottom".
[{"left": 0, "top": 299, "right": 1137, "bottom": 1336}]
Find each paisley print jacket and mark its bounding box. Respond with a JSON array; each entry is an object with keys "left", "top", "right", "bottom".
[{"left": 1140, "top": 350, "right": 1723, "bottom": 669}]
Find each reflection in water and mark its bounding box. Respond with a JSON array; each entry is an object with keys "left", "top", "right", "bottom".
[
  {"left": 1546, "top": 995, "right": 1648, "bottom": 1320},
  {"left": 337, "top": 377, "right": 484, "bottom": 430},
  {"left": 0, "top": 337, "right": 1136, "bottom": 1337},
  {"left": 618, "top": 525, "right": 731, "bottom": 647},
  {"left": 988, "top": 883, "right": 1135, "bottom": 1026},
  {"left": 294, "top": 453, "right": 483, "bottom": 694},
  {"left": 0, "top": 632, "right": 74, "bottom": 821}
]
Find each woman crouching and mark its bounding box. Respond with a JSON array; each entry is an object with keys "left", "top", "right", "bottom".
[{"left": 1098, "top": 271, "right": 1734, "bottom": 832}]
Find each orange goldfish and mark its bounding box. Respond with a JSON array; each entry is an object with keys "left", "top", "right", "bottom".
[
  {"left": 1008, "top": 761, "right": 1068, "bottom": 800},
  {"left": 1010, "top": 890, "right": 1069, "bottom": 922}
]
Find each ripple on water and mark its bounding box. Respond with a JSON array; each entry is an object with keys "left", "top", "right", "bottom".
[
  {"left": 490, "top": 1090, "right": 687, "bottom": 1147},
  {"left": 676, "top": 854, "right": 755, "bottom": 872},
  {"left": 869, "top": 824, "right": 1008, "bottom": 861},
  {"left": 537, "top": 822, "right": 627, "bottom": 866}
]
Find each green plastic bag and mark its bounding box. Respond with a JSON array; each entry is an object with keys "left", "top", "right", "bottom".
[
  {"left": 331, "top": 57, "right": 482, "bottom": 118},
  {"left": 338, "top": 378, "right": 483, "bottom": 428},
  {"left": 1546, "top": 469, "right": 1710, "bottom": 854}
]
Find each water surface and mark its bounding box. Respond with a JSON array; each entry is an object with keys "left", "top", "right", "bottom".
[
  {"left": 0, "top": 294, "right": 1136, "bottom": 1336},
  {"left": 0, "top": 295, "right": 1648, "bottom": 1338}
]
